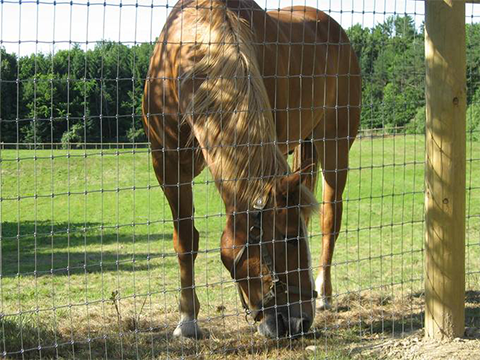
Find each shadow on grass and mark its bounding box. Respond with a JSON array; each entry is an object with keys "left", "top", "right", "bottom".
[
  {"left": 1, "top": 220, "right": 174, "bottom": 248},
  {"left": 1, "top": 221, "right": 174, "bottom": 277},
  {"left": 1, "top": 315, "right": 67, "bottom": 359},
  {"left": 465, "top": 291, "right": 480, "bottom": 329}
]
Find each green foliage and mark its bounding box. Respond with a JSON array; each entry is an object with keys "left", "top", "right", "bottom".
[
  {"left": 347, "top": 15, "right": 426, "bottom": 132},
  {"left": 1, "top": 42, "right": 154, "bottom": 143},
  {"left": 126, "top": 126, "right": 147, "bottom": 143},
  {"left": 382, "top": 83, "right": 422, "bottom": 130},
  {"left": 467, "top": 23, "right": 480, "bottom": 105},
  {"left": 467, "top": 89, "right": 480, "bottom": 141},
  {"left": 61, "top": 118, "right": 94, "bottom": 148},
  {"left": 1, "top": 17, "right": 480, "bottom": 142},
  {"left": 0, "top": 48, "right": 19, "bottom": 142},
  {"left": 405, "top": 106, "right": 426, "bottom": 135}
]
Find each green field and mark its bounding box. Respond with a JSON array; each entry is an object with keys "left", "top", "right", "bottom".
[{"left": 1, "top": 134, "right": 480, "bottom": 359}]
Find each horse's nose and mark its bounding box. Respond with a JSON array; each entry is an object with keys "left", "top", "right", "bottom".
[
  {"left": 257, "top": 312, "right": 286, "bottom": 338},
  {"left": 257, "top": 310, "right": 313, "bottom": 338},
  {"left": 283, "top": 312, "right": 312, "bottom": 337}
]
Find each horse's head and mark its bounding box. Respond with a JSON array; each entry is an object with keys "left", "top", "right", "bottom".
[{"left": 221, "top": 168, "right": 318, "bottom": 338}]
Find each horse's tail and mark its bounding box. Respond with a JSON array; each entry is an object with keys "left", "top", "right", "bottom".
[{"left": 182, "top": 1, "right": 287, "bottom": 204}]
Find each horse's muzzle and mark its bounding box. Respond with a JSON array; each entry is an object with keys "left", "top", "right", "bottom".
[{"left": 257, "top": 308, "right": 312, "bottom": 339}]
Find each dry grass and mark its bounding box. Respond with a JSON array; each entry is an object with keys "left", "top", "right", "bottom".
[
  {"left": 5, "top": 287, "right": 480, "bottom": 359},
  {"left": 2, "top": 279, "right": 480, "bottom": 359}
]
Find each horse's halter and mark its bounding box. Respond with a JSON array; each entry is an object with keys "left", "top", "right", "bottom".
[{"left": 230, "top": 196, "right": 318, "bottom": 323}]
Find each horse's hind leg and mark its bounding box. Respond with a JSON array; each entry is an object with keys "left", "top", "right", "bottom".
[
  {"left": 316, "top": 109, "right": 359, "bottom": 310},
  {"left": 292, "top": 139, "right": 320, "bottom": 225},
  {"left": 151, "top": 147, "right": 203, "bottom": 338}
]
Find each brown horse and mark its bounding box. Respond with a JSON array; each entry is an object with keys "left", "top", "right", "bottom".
[{"left": 142, "top": 0, "right": 361, "bottom": 339}]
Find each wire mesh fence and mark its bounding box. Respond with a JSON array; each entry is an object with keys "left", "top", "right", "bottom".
[{"left": 1, "top": 0, "right": 480, "bottom": 359}]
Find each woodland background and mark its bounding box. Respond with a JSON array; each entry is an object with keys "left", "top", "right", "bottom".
[{"left": 1, "top": 16, "right": 479, "bottom": 145}]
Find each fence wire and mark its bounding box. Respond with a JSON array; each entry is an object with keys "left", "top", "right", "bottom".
[{"left": 1, "top": 0, "right": 480, "bottom": 359}]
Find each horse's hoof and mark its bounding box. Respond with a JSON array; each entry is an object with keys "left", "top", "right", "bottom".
[
  {"left": 173, "top": 320, "right": 204, "bottom": 339},
  {"left": 316, "top": 297, "right": 332, "bottom": 311}
]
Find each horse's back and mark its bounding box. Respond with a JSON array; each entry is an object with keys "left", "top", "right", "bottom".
[
  {"left": 143, "top": 0, "right": 361, "bottom": 157},
  {"left": 262, "top": 6, "right": 361, "bottom": 151}
]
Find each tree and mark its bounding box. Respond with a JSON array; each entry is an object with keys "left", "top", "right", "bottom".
[
  {"left": 467, "top": 23, "right": 480, "bottom": 104},
  {"left": 1, "top": 18, "right": 478, "bottom": 143},
  {"left": 0, "top": 48, "right": 19, "bottom": 142},
  {"left": 467, "top": 88, "right": 480, "bottom": 141}
]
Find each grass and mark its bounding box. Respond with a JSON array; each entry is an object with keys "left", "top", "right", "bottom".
[{"left": 1, "top": 134, "right": 480, "bottom": 359}]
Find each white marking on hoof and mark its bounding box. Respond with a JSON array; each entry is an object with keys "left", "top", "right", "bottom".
[
  {"left": 316, "top": 296, "right": 332, "bottom": 311},
  {"left": 173, "top": 314, "right": 203, "bottom": 339},
  {"left": 315, "top": 272, "right": 325, "bottom": 296},
  {"left": 315, "top": 272, "right": 332, "bottom": 310}
]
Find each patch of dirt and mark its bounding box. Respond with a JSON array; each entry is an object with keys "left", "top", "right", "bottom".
[
  {"left": 350, "top": 330, "right": 480, "bottom": 360},
  {"left": 348, "top": 290, "right": 480, "bottom": 359}
]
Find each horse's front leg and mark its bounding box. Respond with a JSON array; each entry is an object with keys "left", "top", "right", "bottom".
[
  {"left": 151, "top": 150, "right": 203, "bottom": 339},
  {"left": 172, "top": 212, "right": 202, "bottom": 338}
]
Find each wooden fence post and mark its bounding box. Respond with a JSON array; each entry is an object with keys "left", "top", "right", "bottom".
[{"left": 424, "top": 0, "right": 466, "bottom": 339}]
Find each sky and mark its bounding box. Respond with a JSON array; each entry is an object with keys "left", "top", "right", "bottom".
[{"left": 1, "top": 0, "right": 479, "bottom": 55}]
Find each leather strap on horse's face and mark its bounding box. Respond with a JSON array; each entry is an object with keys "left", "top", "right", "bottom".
[{"left": 230, "top": 196, "right": 318, "bottom": 323}]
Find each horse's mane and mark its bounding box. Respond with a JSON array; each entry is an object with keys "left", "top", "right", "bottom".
[{"left": 181, "top": 0, "right": 292, "bottom": 209}]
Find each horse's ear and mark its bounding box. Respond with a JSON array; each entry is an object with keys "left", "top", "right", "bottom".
[{"left": 278, "top": 163, "right": 316, "bottom": 196}]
